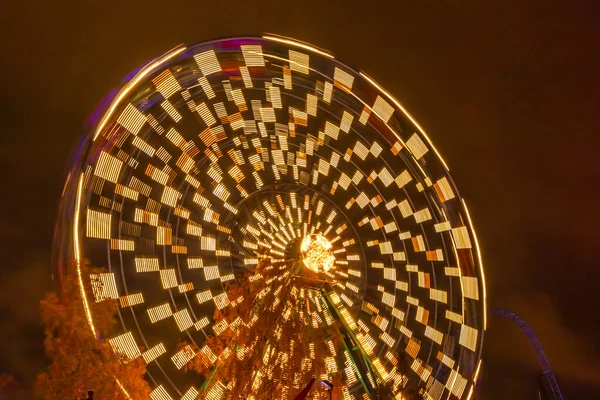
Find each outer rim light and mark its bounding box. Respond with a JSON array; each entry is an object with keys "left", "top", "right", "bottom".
[
  {"left": 74, "top": 173, "right": 96, "bottom": 336},
  {"left": 92, "top": 45, "right": 187, "bottom": 142}
]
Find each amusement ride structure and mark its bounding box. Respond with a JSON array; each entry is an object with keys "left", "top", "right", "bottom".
[{"left": 54, "top": 35, "right": 488, "bottom": 399}]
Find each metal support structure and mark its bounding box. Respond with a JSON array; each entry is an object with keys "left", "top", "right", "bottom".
[
  {"left": 320, "top": 290, "right": 382, "bottom": 398},
  {"left": 491, "top": 308, "right": 564, "bottom": 400}
]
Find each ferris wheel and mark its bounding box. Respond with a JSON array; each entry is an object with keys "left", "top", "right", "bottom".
[{"left": 54, "top": 35, "right": 486, "bottom": 400}]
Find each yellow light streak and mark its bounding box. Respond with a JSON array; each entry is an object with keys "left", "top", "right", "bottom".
[
  {"left": 115, "top": 378, "right": 132, "bottom": 399},
  {"left": 359, "top": 71, "right": 450, "bottom": 171},
  {"left": 73, "top": 173, "right": 96, "bottom": 335},
  {"left": 473, "top": 359, "right": 483, "bottom": 384},
  {"left": 262, "top": 35, "right": 334, "bottom": 59},
  {"left": 93, "top": 45, "right": 186, "bottom": 141}
]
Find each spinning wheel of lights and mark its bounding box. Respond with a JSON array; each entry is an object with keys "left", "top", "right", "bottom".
[{"left": 56, "top": 36, "right": 486, "bottom": 399}]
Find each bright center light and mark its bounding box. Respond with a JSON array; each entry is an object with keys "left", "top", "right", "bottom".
[{"left": 300, "top": 234, "right": 335, "bottom": 273}]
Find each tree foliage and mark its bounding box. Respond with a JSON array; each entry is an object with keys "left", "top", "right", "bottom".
[
  {"left": 0, "top": 372, "right": 16, "bottom": 389},
  {"left": 180, "top": 259, "right": 346, "bottom": 399},
  {"left": 35, "top": 260, "right": 151, "bottom": 399},
  {"left": 0, "top": 372, "right": 16, "bottom": 394}
]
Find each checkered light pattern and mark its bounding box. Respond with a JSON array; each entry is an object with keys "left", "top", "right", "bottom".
[{"left": 64, "top": 36, "right": 486, "bottom": 399}]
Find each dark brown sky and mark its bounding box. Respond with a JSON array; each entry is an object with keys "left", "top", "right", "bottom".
[{"left": 0, "top": 1, "right": 599, "bottom": 398}]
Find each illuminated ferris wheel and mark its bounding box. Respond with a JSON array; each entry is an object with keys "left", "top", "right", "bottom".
[{"left": 55, "top": 35, "right": 486, "bottom": 399}]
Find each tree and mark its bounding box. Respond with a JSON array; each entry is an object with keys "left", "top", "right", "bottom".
[
  {"left": 35, "top": 259, "right": 151, "bottom": 399},
  {"left": 0, "top": 372, "right": 16, "bottom": 394},
  {"left": 0, "top": 373, "right": 16, "bottom": 390},
  {"left": 180, "top": 258, "right": 346, "bottom": 399}
]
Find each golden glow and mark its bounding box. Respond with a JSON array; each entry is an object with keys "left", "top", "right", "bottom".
[
  {"left": 117, "top": 103, "right": 147, "bottom": 135},
  {"left": 193, "top": 49, "right": 222, "bottom": 76},
  {"left": 301, "top": 234, "right": 335, "bottom": 273},
  {"left": 459, "top": 324, "right": 479, "bottom": 352},
  {"left": 142, "top": 343, "right": 167, "bottom": 364},
  {"left": 108, "top": 331, "right": 141, "bottom": 361},
  {"left": 150, "top": 385, "right": 174, "bottom": 400}
]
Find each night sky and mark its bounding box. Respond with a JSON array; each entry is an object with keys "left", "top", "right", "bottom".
[{"left": 0, "top": 1, "right": 598, "bottom": 399}]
